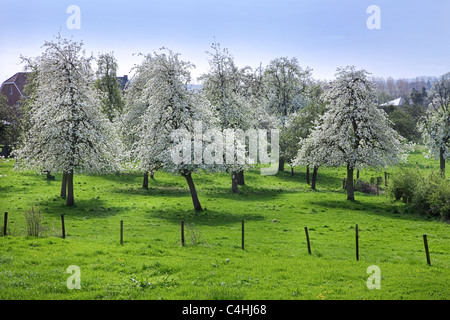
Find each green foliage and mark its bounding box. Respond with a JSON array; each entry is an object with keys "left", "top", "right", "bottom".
[
  {"left": 280, "top": 87, "right": 327, "bottom": 164},
  {"left": 382, "top": 104, "right": 426, "bottom": 143},
  {"left": 0, "top": 92, "right": 23, "bottom": 155},
  {"left": 95, "top": 52, "right": 125, "bottom": 121},
  {"left": 413, "top": 173, "right": 450, "bottom": 220},
  {"left": 389, "top": 168, "right": 450, "bottom": 220},
  {"left": 388, "top": 109, "right": 420, "bottom": 142},
  {"left": 388, "top": 168, "right": 420, "bottom": 203}
]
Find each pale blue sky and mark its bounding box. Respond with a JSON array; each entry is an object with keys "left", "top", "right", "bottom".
[{"left": 1, "top": 0, "right": 449, "bottom": 83}]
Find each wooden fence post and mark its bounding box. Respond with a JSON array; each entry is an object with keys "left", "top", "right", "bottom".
[
  {"left": 355, "top": 224, "right": 359, "bottom": 261},
  {"left": 304, "top": 226, "right": 311, "bottom": 254},
  {"left": 181, "top": 220, "right": 185, "bottom": 246},
  {"left": 61, "top": 214, "right": 65, "bottom": 239},
  {"left": 3, "top": 212, "right": 7, "bottom": 236},
  {"left": 241, "top": 219, "right": 245, "bottom": 250},
  {"left": 120, "top": 220, "right": 123, "bottom": 245},
  {"left": 423, "top": 234, "right": 431, "bottom": 266}
]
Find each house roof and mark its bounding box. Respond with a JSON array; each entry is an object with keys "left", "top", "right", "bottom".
[
  {"left": 1, "top": 72, "right": 30, "bottom": 96},
  {"left": 117, "top": 75, "right": 129, "bottom": 91},
  {"left": 380, "top": 97, "right": 404, "bottom": 107}
]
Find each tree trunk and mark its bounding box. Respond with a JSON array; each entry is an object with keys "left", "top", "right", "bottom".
[
  {"left": 231, "top": 173, "right": 240, "bottom": 193},
  {"left": 306, "top": 166, "right": 310, "bottom": 185},
  {"left": 291, "top": 166, "right": 294, "bottom": 176},
  {"left": 278, "top": 156, "right": 285, "bottom": 172},
  {"left": 346, "top": 164, "right": 355, "bottom": 201},
  {"left": 236, "top": 170, "right": 245, "bottom": 185},
  {"left": 184, "top": 172, "right": 202, "bottom": 211},
  {"left": 150, "top": 171, "right": 155, "bottom": 179},
  {"left": 143, "top": 171, "right": 149, "bottom": 189},
  {"left": 440, "top": 147, "right": 446, "bottom": 178},
  {"left": 60, "top": 172, "right": 67, "bottom": 198},
  {"left": 66, "top": 170, "right": 74, "bottom": 206},
  {"left": 357, "top": 169, "right": 360, "bottom": 179},
  {"left": 311, "top": 166, "right": 318, "bottom": 190}
]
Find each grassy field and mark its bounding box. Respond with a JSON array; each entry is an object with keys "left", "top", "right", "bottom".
[{"left": 0, "top": 148, "right": 448, "bottom": 300}]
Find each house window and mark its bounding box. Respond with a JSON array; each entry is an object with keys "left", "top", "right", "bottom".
[{"left": 9, "top": 86, "right": 13, "bottom": 95}]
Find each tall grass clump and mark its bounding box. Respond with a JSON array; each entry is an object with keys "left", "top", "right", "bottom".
[{"left": 24, "top": 207, "right": 43, "bottom": 237}]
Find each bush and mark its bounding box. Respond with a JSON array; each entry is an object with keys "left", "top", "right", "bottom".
[
  {"left": 388, "top": 168, "right": 420, "bottom": 203},
  {"left": 389, "top": 169, "right": 450, "bottom": 221},
  {"left": 423, "top": 174, "right": 450, "bottom": 220}
]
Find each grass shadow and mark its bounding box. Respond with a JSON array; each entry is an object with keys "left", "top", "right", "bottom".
[
  {"left": 36, "top": 196, "right": 124, "bottom": 219},
  {"left": 149, "top": 206, "right": 266, "bottom": 227},
  {"left": 309, "top": 196, "right": 432, "bottom": 222}
]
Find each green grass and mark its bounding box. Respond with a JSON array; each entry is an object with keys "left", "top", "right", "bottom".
[{"left": 0, "top": 149, "right": 449, "bottom": 300}]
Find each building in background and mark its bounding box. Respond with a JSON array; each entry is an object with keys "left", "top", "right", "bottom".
[{"left": 0, "top": 72, "right": 30, "bottom": 106}]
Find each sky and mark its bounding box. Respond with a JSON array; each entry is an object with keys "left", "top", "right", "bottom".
[{"left": 1, "top": 0, "right": 449, "bottom": 83}]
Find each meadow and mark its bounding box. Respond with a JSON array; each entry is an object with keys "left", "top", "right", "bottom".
[{"left": 0, "top": 148, "right": 448, "bottom": 300}]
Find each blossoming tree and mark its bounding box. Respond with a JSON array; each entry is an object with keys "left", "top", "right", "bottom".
[
  {"left": 13, "top": 35, "right": 120, "bottom": 206},
  {"left": 418, "top": 74, "right": 450, "bottom": 177},
  {"left": 120, "top": 53, "right": 162, "bottom": 187},
  {"left": 199, "top": 42, "right": 255, "bottom": 192},
  {"left": 126, "top": 48, "right": 218, "bottom": 211},
  {"left": 296, "top": 66, "right": 410, "bottom": 200}
]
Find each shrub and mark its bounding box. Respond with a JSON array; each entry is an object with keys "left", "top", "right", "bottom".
[
  {"left": 388, "top": 168, "right": 420, "bottom": 203},
  {"left": 423, "top": 174, "right": 450, "bottom": 220},
  {"left": 389, "top": 169, "right": 450, "bottom": 221}
]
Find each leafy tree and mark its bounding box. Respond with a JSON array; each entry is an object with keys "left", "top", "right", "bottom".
[
  {"left": 0, "top": 93, "right": 17, "bottom": 157},
  {"left": 95, "top": 52, "right": 124, "bottom": 121},
  {"left": 410, "top": 87, "right": 425, "bottom": 105},
  {"left": 297, "top": 67, "right": 410, "bottom": 200},
  {"left": 418, "top": 74, "right": 450, "bottom": 177},
  {"left": 13, "top": 35, "right": 120, "bottom": 206},
  {"left": 388, "top": 109, "right": 419, "bottom": 142},
  {"left": 281, "top": 82, "right": 326, "bottom": 179}
]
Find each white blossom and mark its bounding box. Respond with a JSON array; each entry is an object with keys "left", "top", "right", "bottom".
[
  {"left": 295, "top": 66, "right": 412, "bottom": 199},
  {"left": 14, "top": 35, "right": 120, "bottom": 176},
  {"left": 418, "top": 74, "right": 450, "bottom": 176}
]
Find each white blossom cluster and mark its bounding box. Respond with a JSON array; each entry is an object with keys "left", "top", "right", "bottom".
[
  {"left": 13, "top": 35, "right": 121, "bottom": 175},
  {"left": 418, "top": 75, "right": 450, "bottom": 163},
  {"left": 294, "top": 66, "right": 412, "bottom": 170},
  {"left": 121, "top": 48, "right": 222, "bottom": 177},
  {"left": 199, "top": 42, "right": 259, "bottom": 175}
]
